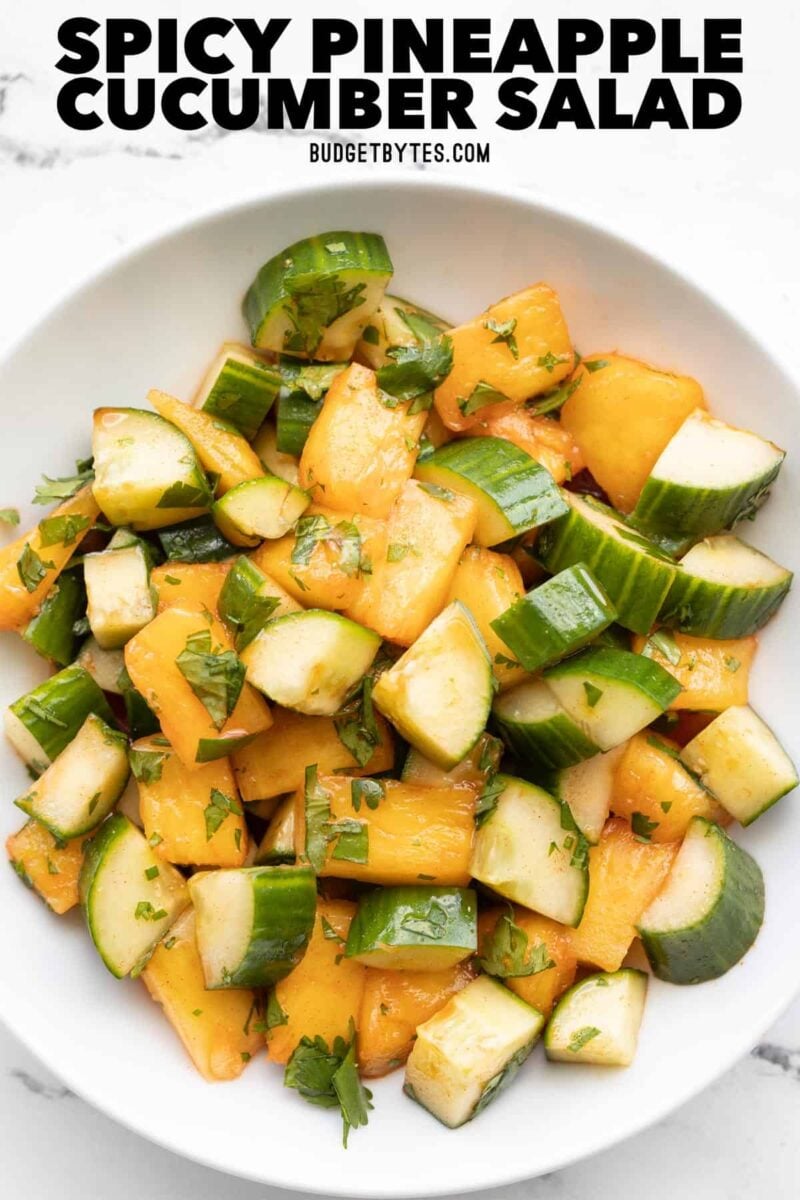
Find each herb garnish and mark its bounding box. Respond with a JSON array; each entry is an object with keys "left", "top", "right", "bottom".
[
  {"left": 204, "top": 788, "right": 243, "bottom": 841},
  {"left": 478, "top": 910, "right": 555, "bottom": 978},
  {"left": 484, "top": 317, "right": 518, "bottom": 359},
  {"left": 284, "top": 1020, "right": 373, "bottom": 1148},
  {"left": 175, "top": 629, "right": 245, "bottom": 730}
]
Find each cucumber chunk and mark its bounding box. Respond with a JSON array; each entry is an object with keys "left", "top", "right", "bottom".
[
  {"left": 5, "top": 663, "right": 116, "bottom": 774},
  {"left": 188, "top": 864, "right": 316, "bottom": 988},
  {"left": 243, "top": 231, "right": 393, "bottom": 361},
  {"left": 680, "top": 705, "right": 798, "bottom": 825},
  {"left": 357, "top": 294, "right": 450, "bottom": 370},
  {"left": 541, "top": 744, "right": 627, "bottom": 844},
  {"left": 659, "top": 535, "right": 792, "bottom": 638},
  {"left": 631, "top": 409, "right": 785, "bottom": 537},
  {"left": 545, "top": 969, "right": 648, "bottom": 1065},
  {"left": 401, "top": 732, "right": 502, "bottom": 788},
  {"left": 84, "top": 540, "right": 156, "bottom": 649},
  {"left": 156, "top": 514, "right": 240, "bottom": 563},
  {"left": 16, "top": 713, "right": 129, "bottom": 840},
  {"left": 491, "top": 564, "right": 616, "bottom": 672},
  {"left": 492, "top": 678, "right": 600, "bottom": 772},
  {"left": 254, "top": 795, "right": 296, "bottom": 865},
  {"left": 470, "top": 775, "right": 589, "bottom": 927},
  {"left": 218, "top": 555, "right": 301, "bottom": 650},
  {"left": 415, "top": 437, "right": 567, "bottom": 547},
  {"left": 76, "top": 637, "right": 126, "bottom": 694},
  {"left": 275, "top": 360, "right": 347, "bottom": 455},
  {"left": 637, "top": 817, "right": 765, "bottom": 983},
  {"left": 240, "top": 609, "right": 380, "bottom": 716},
  {"left": 212, "top": 474, "right": 310, "bottom": 547},
  {"left": 80, "top": 814, "right": 189, "bottom": 978},
  {"left": 345, "top": 886, "right": 477, "bottom": 970},
  {"left": 372, "top": 601, "right": 493, "bottom": 770},
  {"left": 252, "top": 422, "right": 301, "bottom": 487},
  {"left": 537, "top": 492, "right": 677, "bottom": 635},
  {"left": 196, "top": 343, "right": 281, "bottom": 441},
  {"left": 23, "top": 570, "right": 85, "bottom": 666},
  {"left": 92, "top": 408, "right": 211, "bottom": 530},
  {"left": 543, "top": 648, "right": 682, "bottom": 751},
  {"left": 404, "top": 975, "right": 544, "bottom": 1128}
]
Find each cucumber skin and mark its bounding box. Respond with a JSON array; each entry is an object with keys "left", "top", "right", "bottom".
[
  {"left": 345, "top": 886, "right": 477, "bottom": 963},
  {"left": 632, "top": 458, "right": 784, "bottom": 538},
  {"left": 79, "top": 814, "right": 132, "bottom": 978},
  {"left": 543, "top": 646, "right": 683, "bottom": 711},
  {"left": 10, "top": 664, "right": 116, "bottom": 763},
  {"left": 224, "top": 865, "right": 317, "bottom": 988},
  {"left": 200, "top": 355, "right": 281, "bottom": 442},
  {"left": 537, "top": 498, "right": 676, "bottom": 635},
  {"left": 637, "top": 820, "right": 765, "bottom": 985},
  {"left": 243, "top": 232, "right": 393, "bottom": 356},
  {"left": 491, "top": 564, "right": 616, "bottom": 673},
  {"left": 23, "top": 571, "right": 85, "bottom": 666},
  {"left": 117, "top": 665, "right": 160, "bottom": 740},
  {"left": 543, "top": 969, "right": 647, "bottom": 1063},
  {"left": 493, "top": 706, "right": 599, "bottom": 772},
  {"left": 659, "top": 569, "right": 792, "bottom": 639},
  {"left": 416, "top": 437, "right": 568, "bottom": 544},
  {"left": 276, "top": 391, "right": 323, "bottom": 456},
  {"left": 156, "top": 516, "right": 240, "bottom": 564}
]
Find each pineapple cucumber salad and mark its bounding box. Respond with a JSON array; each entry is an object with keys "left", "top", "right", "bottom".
[{"left": 1, "top": 230, "right": 796, "bottom": 1144}]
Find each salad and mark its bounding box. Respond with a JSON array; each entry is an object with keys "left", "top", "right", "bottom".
[{"left": 1, "top": 230, "right": 796, "bottom": 1145}]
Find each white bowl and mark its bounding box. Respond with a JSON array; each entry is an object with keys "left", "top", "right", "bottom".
[{"left": 0, "top": 178, "right": 797, "bottom": 1197}]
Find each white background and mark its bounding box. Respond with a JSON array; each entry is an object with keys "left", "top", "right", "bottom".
[{"left": 1, "top": 2, "right": 800, "bottom": 1197}]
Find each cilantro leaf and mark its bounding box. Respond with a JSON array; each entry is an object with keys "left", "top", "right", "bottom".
[
  {"left": 475, "top": 773, "right": 505, "bottom": 829},
  {"left": 284, "top": 1021, "right": 373, "bottom": 1148},
  {"left": 304, "top": 764, "right": 333, "bottom": 873},
  {"left": 37, "top": 513, "right": 90, "bottom": 547},
  {"left": 204, "top": 787, "right": 243, "bottom": 841},
  {"left": 567, "top": 1025, "right": 601, "bottom": 1053},
  {"left": 631, "top": 811, "right": 659, "bottom": 843},
  {"left": 334, "top": 653, "right": 390, "bottom": 768},
  {"left": 484, "top": 318, "right": 519, "bottom": 359},
  {"left": 16, "top": 545, "right": 55, "bottom": 592},
  {"left": 537, "top": 351, "right": 570, "bottom": 373},
  {"left": 584, "top": 359, "right": 610, "bottom": 373},
  {"left": 527, "top": 375, "right": 582, "bottom": 417},
  {"left": 291, "top": 515, "right": 365, "bottom": 578},
  {"left": 175, "top": 629, "right": 245, "bottom": 730},
  {"left": 642, "top": 629, "right": 682, "bottom": 665},
  {"left": 282, "top": 275, "right": 367, "bottom": 357},
  {"left": 350, "top": 778, "right": 384, "bottom": 812},
  {"left": 0, "top": 508, "right": 20, "bottom": 526},
  {"left": 376, "top": 333, "right": 453, "bottom": 403},
  {"left": 33, "top": 460, "right": 94, "bottom": 505},
  {"left": 129, "top": 748, "right": 167, "bottom": 784},
  {"left": 582, "top": 681, "right": 603, "bottom": 708},
  {"left": 329, "top": 818, "right": 369, "bottom": 864},
  {"left": 478, "top": 910, "right": 555, "bottom": 978},
  {"left": 457, "top": 380, "right": 509, "bottom": 417}
]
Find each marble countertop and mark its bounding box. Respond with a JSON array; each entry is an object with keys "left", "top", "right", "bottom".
[{"left": 1, "top": 3, "right": 799, "bottom": 1197}]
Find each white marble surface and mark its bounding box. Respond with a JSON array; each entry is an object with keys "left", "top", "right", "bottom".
[{"left": 1, "top": 1, "right": 800, "bottom": 1196}]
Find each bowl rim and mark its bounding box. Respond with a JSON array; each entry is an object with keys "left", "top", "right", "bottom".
[{"left": 1, "top": 172, "right": 798, "bottom": 1196}]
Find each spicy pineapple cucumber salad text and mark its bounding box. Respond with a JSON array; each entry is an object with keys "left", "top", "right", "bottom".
[{"left": 1, "top": 230, "right": 796, "bottom": 1144}]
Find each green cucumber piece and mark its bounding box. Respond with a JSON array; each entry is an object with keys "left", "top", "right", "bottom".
[
  {"left": 80, "top": 814, "right": 189, "bottom": 978},
  {"left": 188, "top": 864, "right": 316, "bottom": 988},
  {"left": 243, "top": 231, "right": 393, "bottom": 361},
  {"left": 544, "top": 969, "right": 648, "bottom": 1065},
  {"left": 23, "top": 570, "right": 85, "bottom": 666},
  {"left": 345, "top": 886, "right": 477, "bottom": 970},
  {"left": 16, "top": 713, "right": 129, "bottom": 839},
  {"left": 212, "top": 474, "right": 310, "bottom": 548},
  {"left": 543, "top": 647, "right": 682, "bottom": 751},
  {"left": 631, "top": 409, "right": 785, "bottom": 537},
  {"left": 197, "top": 344, "right": 281, "bottom": 441},
  {"left": 415, "top": 437, "right": 567, "bottom": 547},
  {"left": 372, "top": 601, "right": 493, "bottom": 770},
  {"left": 252, "top": 423, "right": 300, "bottom": 486},
  {"left": 240, "top": 609, "right": 380, "bottom": 716},
  {"left": 492, "top": 678, "right": 600, "bottom": 772},
  {"left": 540, "top": 744, "right": 627, "bottom": 844},
  {"left": 156, "top": 515, "right": 239, "bottom": 563},
  {"left": 491, "top": 564, "right": 616, "bottom": 672},
  {"left": 404, "top": 975, "right": 544, "bottom": 1128},
  {"left": 680, "top": 705, "right": 798, "bottom": 825},
  {"left": 218, "top": 556, "right": 286, "bottom": 651},
  {"left": 401, "top": 732, "right": 502, "bottom": 787},
  {"left": 357, "top": 294, "right": 449, "bottom": 370},
  {"left": 84, "top": 541, "right": 156, "bottom": 649},
  {"left": 637, "top": 817, "right": 764, "bottom": 983},
  {"left": 659, "top": 535, "right": 792, "bottom": 638},
  {"left": 116, "top": 664, "right": 160, "bottom": 740},
  {"left": 254, "top": 795, "right": 296, "bottom": 865},
  {"left": 5, "top": 663, "right": 116, "bottom": 774},
  {"left": 537, "top": 493, "right": 677, "bottom": 635},
  {"left": 76, "top": 637, "right": 126, "bottom": 694},
  {"left": 92, "top": 408, "right": 211, "bottom": 531},
  {"left": 275, "top": 359, "right": 347, "bottom": 455},
  {"left": 470, "top": 775, "right": 589, "bottom": 926}
]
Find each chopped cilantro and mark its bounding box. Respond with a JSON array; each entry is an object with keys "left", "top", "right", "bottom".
[
  {"left": 457, "top": 380, "right": 508, "bottom": 417},
  {"left": 631, "top": 811, "right": 659, "bottom": 842},
  {"left": 284, "top": 1020, "right": 373, "bottom": 1148},
  {"left": 204, "top": 787, "right": 242, "bottom": 841},
  {"left": 537, "top": 350, "right": 570, "bottom": 373},
  {"left": 484, "top": 317, "right": 518, "bottom": 359},
  {"left": 567, "top": 1025, "right": 601, "bottom": 1053},
  {"left": 16, "top": 545, "right": 55, "bottom": 592},
  {"left": 33, "top": 460, "right": 94, "bottom": 505},
  {"left": 478, "top": 910, "right": 555, "bottom": 978},
  {"left": 175, "top": 629, "right": 245, "bottom": 730},
  {"left": 37, "top": 513, "right": 90, "bottom": 547},
  {"left": 129, "top": 748, "right": 167, "bottom": 784},
  {"left": 350, "top": 778, "right": 384, "bottom": 812},
  {"left": 583, "top": 681, "right": 603, "bottom": 708},
  {"left": 0, "top": 508, "right": 20, "bottom": 526}
]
